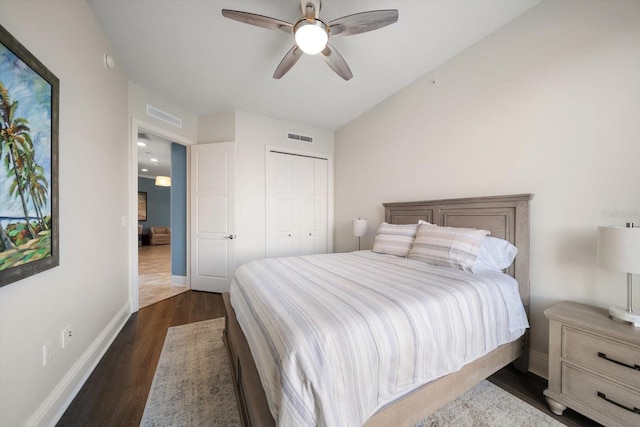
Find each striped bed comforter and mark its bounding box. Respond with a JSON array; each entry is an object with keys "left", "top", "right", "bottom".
[{"left": 229, "top": 251, "right": 529, "bottom": 427}]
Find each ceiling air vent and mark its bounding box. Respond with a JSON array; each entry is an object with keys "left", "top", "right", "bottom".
[
  {"left": 137, "top": 132, "right": 151, "bottom": 140},
  {"left": 287, "top": 132, "right": 313, "bottom": 144},
  {"left": 146, "top": 104, "right": 183, "bottom": 129}
]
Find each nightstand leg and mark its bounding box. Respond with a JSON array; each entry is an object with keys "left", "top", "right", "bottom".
[{"left": 545, "top": 395, "right": 567, "bottom": 416}]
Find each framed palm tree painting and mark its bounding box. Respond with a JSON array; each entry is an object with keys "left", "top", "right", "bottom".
[{"left": 0, "top": 25, "right": 59, "bottom": 287}]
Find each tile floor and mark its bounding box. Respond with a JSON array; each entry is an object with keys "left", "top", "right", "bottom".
[{"left": 138, "top": 244, "right": 188, "bottom": 308}]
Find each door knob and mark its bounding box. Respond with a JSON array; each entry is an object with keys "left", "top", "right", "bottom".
[{"left": 225, "top": 234, "right": 236, "bottom": 240}]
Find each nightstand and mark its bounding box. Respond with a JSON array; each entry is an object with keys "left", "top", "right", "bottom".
[{"left": 544, "top": 301, "right": 640, "bottom": 427}]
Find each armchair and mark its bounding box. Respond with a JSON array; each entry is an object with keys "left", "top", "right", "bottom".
[{"left": 150, "top": 226, "right": 171, "bottom": 245}]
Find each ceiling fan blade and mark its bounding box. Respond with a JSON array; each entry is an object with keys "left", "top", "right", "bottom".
[
  {"left": 321, "top": 44, "right": 353, "bottom": 81},
  {"left": 273, "top": 45, "right": 303, "bottom": 79},
  {"left": 329, "top": 10, "right": 398, "bottom": 37},
  {"left": 221, "top": 9, "right": 293, "bottom": 34}
]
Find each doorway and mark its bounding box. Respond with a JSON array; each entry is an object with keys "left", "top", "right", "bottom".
[
  {"left": 137, "top": 130, "right": 185, "bottom": 307},
  {"left": 130, "top": 119, "right": 193, "bottom": 312}
]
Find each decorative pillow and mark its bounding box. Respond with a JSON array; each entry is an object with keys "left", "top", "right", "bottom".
[
  {"left": 408, "top": 223, "right": 490, "bottom": 271},
  {"left": 472, "top": 236, "right": 518, "bottom": 272},
  {"left": 372, "top": 222, "right": 420, "bottom": 257}
]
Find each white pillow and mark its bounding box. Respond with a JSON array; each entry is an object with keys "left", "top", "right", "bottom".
[
  {"left": 472, "top": 236, "right": 518, "bottom": 272},
  {"left": 372, "top": 222, "right": 419, "bottom": 257},
  {"left": 408, "top": 223, "right": 489, "bottom": 271}
]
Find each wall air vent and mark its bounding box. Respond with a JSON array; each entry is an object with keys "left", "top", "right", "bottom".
[
  {"left": 287, "top": 132, "right": 314, "bottom": 144},
  {"left": 146, "top": 104, "right": 183, "bottom": 129},
  {"left": 137, "top": 132, "right": 150, "bottom": 140}
]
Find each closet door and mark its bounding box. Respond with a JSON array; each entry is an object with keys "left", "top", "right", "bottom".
[
  {"left": 267, "top": 151, "right": 328, "bottom": 258},
  {"left": 300, "top": 158, "right": 327, "bottom": 255},
  {"left": 267, "top": 152, "right": 298, "bottom": 257}
]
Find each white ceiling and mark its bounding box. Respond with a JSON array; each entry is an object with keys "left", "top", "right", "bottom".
[{"left": 88, "top": 0, "right": 541, "bottom": 131}]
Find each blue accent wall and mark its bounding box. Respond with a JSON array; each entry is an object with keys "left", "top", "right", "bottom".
[
  {"left": 170, "top": 143, "right": 187, "bottom": 277},
  {"left": 138, "top": 177, "right": 170, "bottom": 233}
]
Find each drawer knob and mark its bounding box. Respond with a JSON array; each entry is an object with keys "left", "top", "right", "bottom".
[
  {"left": 597, "top": 391, "right": 640, "bottom": 415},
  {"left": 597, "top": 352, "right": 640, "bottom": 370}
]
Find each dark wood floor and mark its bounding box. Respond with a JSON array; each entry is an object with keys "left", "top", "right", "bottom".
[
  {"left": 57, "top": 291, "right": 224, "bottom": 427},
  {"left": 57, "top": 290, "right": 599, "bottom": 427}
]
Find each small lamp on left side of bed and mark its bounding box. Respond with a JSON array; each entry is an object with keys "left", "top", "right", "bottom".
[
  {"left": 353, "top": 218, "right": 368, "bottom": 251},
  {"left": 597, "top": 222, "right": 640, "bottom": 327}
]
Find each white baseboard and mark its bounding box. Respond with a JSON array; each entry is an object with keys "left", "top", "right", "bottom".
[
  {"left": 25, "top": 301, "right": 132, "bottom": 427},
  {"left": 528, "top": 348, "right": 549, "bottom": 380},
  {"left": 171, "top": 275, "right": 187, "bottom": 286}
]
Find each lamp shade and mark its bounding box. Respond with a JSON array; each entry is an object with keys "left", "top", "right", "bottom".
[
  {"left": 155, "top": 176, "right": 171, "bottom": 187},
  {"left": 352, "top": 218, "right": 368, "bottom": 238},
  {"left": 597, "top": 225, "right": 640, "bottom": 274}
]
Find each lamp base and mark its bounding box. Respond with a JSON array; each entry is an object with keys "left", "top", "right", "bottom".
[{"left": 609, "top": 306, "right": 640, "bottom": 327}]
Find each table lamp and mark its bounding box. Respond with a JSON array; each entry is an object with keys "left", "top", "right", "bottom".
[
  {"left": 597, "top": 223, "right": 640, "bottom": 327},
  {"left": 352, "top": 218, "right": 367, "bottom": 250}
]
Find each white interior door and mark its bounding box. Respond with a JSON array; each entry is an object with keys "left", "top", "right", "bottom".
[{"left": 190, "top": 142, "right": 235, "bottom": 292}]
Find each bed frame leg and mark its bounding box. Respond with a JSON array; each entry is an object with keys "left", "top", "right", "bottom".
[{"left": 513, "top": 332, "right": 529, "bottom": 373}]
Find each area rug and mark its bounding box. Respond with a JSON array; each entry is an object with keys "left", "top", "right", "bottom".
[
  {"left": 140, "top": 318, "right": 239, "bottom": 427},
  {"left": 141, "top": 318, "right": 563, "bottom": 427}
]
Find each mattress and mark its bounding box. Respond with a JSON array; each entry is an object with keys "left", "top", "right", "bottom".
[{"left": 229, "top": 250, "right": 529, "bottom": 427}]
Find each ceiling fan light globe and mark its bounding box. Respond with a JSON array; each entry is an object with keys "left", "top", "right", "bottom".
[{"left": 294, "top": 20, "right": 328, "bottom": 55}]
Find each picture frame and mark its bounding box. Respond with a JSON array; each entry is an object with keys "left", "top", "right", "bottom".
[
  {"left": 0, "top": 25, "right": 59, "bottom": 287},
  {"left": 138, "top": 192, "right": 147, "bottom": 221}
]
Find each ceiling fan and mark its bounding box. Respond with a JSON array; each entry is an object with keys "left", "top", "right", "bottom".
[{"left": 221, "top": 0, "right": 398, "bottom": 80}]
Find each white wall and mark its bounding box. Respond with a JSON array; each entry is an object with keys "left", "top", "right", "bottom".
[
  {"left": 0, "top": 1, "right": 130, "bottom": 426},
  {"left": 334, "top": 0, "right": 640, "bottom": 377},
  {"left": 129, "top": 82, "right": 198, "bottom": 142},
  {"left": 198, "top": 110, "right": 236, "bottom": 143},
  {"left": 198, "top": 110, "right": 334, "bottom": 268}
]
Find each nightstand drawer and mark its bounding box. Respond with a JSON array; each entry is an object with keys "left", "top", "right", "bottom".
[
  {"left": 563, "top": 364, "right": 640, "bottom": 427},
  {"left": 564, "top": 327, "right": 640, "bottom": 386}
]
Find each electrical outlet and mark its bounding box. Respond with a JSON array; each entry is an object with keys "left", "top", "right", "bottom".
[
  {"left": 61, "top": 325, "right": 73, "bottom": 348},
  {"left": 43, "top": 341, "right": 52, "bottom": 366}
]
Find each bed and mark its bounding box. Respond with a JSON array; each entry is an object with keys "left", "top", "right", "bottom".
[{"left": 223, "top": 193, "right": 533, "bottom": 427}]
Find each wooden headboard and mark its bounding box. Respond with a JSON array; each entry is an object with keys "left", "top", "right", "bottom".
[{"left": 384, "top": 194, "right": 533, "bottom": 308}]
